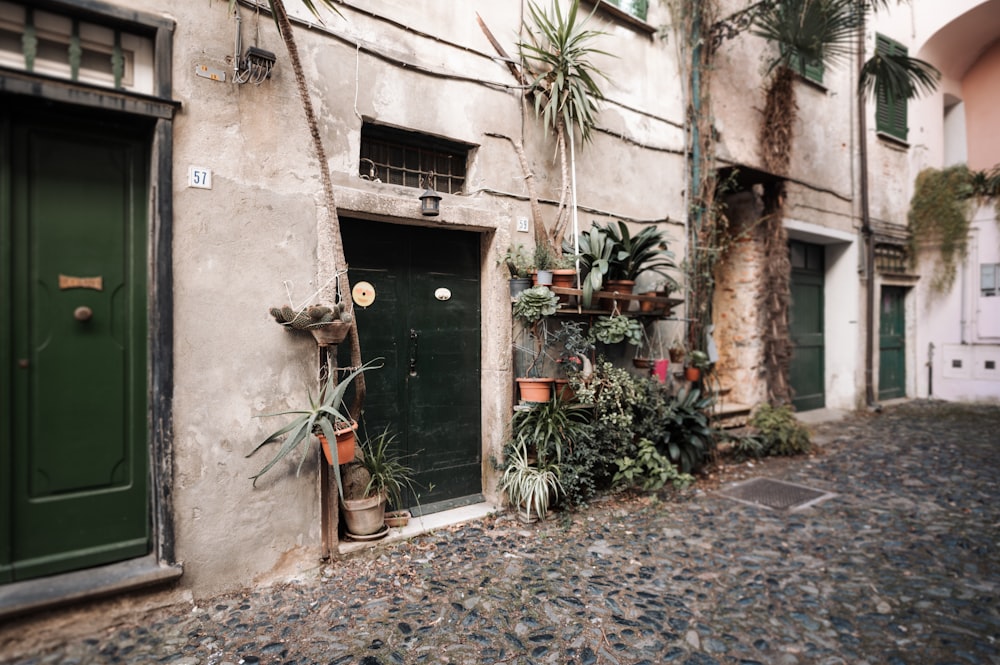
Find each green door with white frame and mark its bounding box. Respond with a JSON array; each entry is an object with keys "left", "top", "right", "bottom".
[
  {"left": 1, "top": 101, "right": 151, "bottom": 582},
  {"left": 878, "top": 286, "right": 906, "bottom": 400},
  {"left": 789, "top": 240, "right": 825, "bottom": 411}
]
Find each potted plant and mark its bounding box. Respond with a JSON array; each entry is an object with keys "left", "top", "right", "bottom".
[
  {"left": 550, "top": 253, "right": 578, "bottom": 303},
  {"left": 685, "top": 350, "right": 710, "bottom": 382},
  {"left": 498, "top": 438, "right": 563, "bottom": 523},
  {"left": 270, "top": 302, "right": 354, "bottom": 346},
  {"left": 531, "top": 243, "right": 556, "bottom": 286},
  {"left": 591, "top": 314, "right": 643, "bottom": 347},
  {"left": 503, "top": 244, "right": 533, "bottom": 297},
  {"left": 601, "top": 221, "right": 679, "bottom": 311},
  {"left": 341, "top": 425, "right": 417, "bottom": 538},
  {"left": 569, "top": 223, "right": 615, "bottom": 308},
  {"left": 247, "top": 361, "right": 379, "bottom": 496},
  {"left": 551, "top": 320, "right": 594, "bottom": 399},
  {"left": 512, "top": 285, "right": 560, "bottom": 402}
]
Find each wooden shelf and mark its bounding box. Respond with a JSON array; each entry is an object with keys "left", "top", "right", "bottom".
[{"left": 546, "top": 287, "right": 683, "bottom": 317}]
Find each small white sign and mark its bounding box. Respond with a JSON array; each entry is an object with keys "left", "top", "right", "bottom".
[{"left": 188, "top": 166, "right": 212, "bottom": 189}]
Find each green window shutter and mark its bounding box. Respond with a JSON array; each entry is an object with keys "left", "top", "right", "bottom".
[
  {"left": 875, "top": 34, "right": 908, "bottom": 141},
  {"left": 804, "top": 57, "right": 824, "bottom": 84}
]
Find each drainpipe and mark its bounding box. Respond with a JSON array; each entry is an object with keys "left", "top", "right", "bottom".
[
  {"left": 688, "top": 3, "right": 703, "bottom": 351},
  {"left": 927, "top": 341, "right": 934, "bottom": 397},
  {"left": 858, "top": 16, "right": 878, "bottom": 409}
]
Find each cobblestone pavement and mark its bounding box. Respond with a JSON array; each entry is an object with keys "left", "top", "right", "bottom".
[{"left": 4, "top": 400, "right": 999, "bottom": 665}]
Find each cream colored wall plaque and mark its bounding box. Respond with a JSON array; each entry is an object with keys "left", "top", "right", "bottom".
[{"left": 353, "top": 281, "right": 376, "bottom": 307}]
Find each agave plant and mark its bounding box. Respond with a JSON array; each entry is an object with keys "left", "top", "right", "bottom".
[{"left": 247, "top": 359, "right": 381, "bottom": 494}]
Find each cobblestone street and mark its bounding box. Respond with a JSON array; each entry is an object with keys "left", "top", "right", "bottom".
[{"left": 3, "top": 400, "right": 999, "bottom": 665}]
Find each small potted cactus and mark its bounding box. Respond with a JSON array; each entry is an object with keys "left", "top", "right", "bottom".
[{"left": 269, "top": 302, "right": 354, "bottom": 346}]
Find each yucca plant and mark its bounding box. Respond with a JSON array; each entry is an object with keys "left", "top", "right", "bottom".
[
  {"left": 356, "top": 426, "right": 416, "bottom": 509},
  {"left": 510, "top": 395, "right": 590, "bottom": 466},
  {"left": 247, "top": 360, "right": 380, "bottom": 494},
  {"left": 519, "top": 0, "right": 612, "bottom": 253}
]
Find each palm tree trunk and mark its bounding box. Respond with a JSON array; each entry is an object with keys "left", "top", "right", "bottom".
[{"left": 271, "top": 0, "right": 365, "bottom": 410}]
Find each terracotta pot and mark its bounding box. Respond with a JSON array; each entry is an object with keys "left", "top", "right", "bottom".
[
  {"left": 516, "top": 377, "right": 554, "bottom": 403},
  {"left": 600, "top": 279, "right": 635, "bottom": 312},
  {"left": 554, "top": 378, "right": 575, "bottom": 401},
  {"left": 685, "top": 367, "right": 701, "bottom": 382},
  {"left": 551, "top": 269, "right": 577, "bottom": 303},
  {"left": 341, "top": 493, "right": 387, "bottom": 536},
  {"left": 384, "top": 510, "right": 412, "bottom": 528},
  {"left": 318, "top": 421, "right": 358, "bottom": 465}
]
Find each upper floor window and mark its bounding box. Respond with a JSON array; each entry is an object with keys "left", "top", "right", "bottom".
[
  {"left": 0, "top": 1, "right": 154, "bottom": 94},
  {"left": 602, "top": 0, "right": 648, "bottom": 22},
  {"left": 359, "top": 123, "right": 470, "bottom": 195},
  {"left": 875, "top": 34, "right": 908, "bottom": 142},
  {"left": 982, "top": 263, "right": 999, "bottom": 297}
]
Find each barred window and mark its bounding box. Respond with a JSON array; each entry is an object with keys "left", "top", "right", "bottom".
[{"left": 359, "top": 123, "right": 470, "bottom": 195}]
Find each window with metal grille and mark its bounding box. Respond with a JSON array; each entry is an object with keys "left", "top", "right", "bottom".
[
  {"left": 875, "top": 243, "right": 908, "bottom": 274},
  {"left": 359, "top": 123, "right": 469, "bottom": 195}
]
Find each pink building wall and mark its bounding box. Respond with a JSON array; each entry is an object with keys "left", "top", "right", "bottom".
[{"left": 963, "top": 40, "right": 1000, "bottom": 170}]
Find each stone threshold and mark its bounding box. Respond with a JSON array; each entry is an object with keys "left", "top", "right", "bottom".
[
  {"left": 338, "top": 502, "right": 499, "bottom": 555},
  {"left": 0, "top": 554, "right": 183, "bottom": 621}
]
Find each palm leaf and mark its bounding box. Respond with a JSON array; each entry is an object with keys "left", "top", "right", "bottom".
[
  {"left": 859, "top": 51, "right": 940, "bottom": 102},
  {"left": 752, "top": 0, "right": 861, "bottom": 74}
]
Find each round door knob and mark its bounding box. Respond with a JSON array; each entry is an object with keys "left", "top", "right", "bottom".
[{"left": 74, "top": 306, "right": 93, "bottom": 322}]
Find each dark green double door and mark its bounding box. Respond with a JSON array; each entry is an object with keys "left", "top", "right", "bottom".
[
  {"left": 341, "top": 219, "right": 482, "bottom": 513},
  {"left": 1, "top": 103, "right": 151, "bottom": 582}
]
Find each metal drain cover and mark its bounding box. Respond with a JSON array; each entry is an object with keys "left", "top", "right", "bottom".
[{"left": 717, "top": 477, "right": 834, "bottom": 511}]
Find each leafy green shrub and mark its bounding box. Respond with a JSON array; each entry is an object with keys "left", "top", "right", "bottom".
[
  {"left": 562, "top": 360, "right": 637, "bottom": 506},
  {"left": 613, "top": 438, "right": 693, "bottom": 491},
  {"left": 748, "top": 403, "right": 811, "bottom": 456},
  {"left": 632, "top": 382, "right": 716, "bottom": 474}
]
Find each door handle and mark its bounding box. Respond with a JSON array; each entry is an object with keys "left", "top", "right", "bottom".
[
  {"left": 74, "top": 306, "right": 93, "bottom": 322},
  {"left": 408, "top": 328, "right": 419, "bottom": 376}
]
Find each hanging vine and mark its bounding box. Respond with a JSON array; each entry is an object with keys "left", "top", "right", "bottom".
[
  {"left": 908, "top": 164, "right": 1000, "bottom": 293},
  {"left": 670, "top": 0, "right": 725, "bottom": 358}
]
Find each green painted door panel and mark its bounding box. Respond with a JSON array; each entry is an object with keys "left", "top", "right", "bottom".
[
  {"left": 340, "top": 219, "right": 482, "bottom": 511},
  {"left": 2, "top": 107, "right": 150, "bottom": 582},
  {"left": 789, "top": 241, "right": 825, "bottom": 411},
  {"left": 879, "top": 286, "right": 906, "bottom": 400}
]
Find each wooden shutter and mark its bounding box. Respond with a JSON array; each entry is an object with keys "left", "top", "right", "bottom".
[{"left": 875, "top": 34, "right": 908, "bottom": 141}]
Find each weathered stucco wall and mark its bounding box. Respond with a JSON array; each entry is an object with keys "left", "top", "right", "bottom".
[{"left": 136, "top": 0, "right": 692, "bottom": 599}]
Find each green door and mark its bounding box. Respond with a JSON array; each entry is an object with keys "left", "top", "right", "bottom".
[
  {"left": 878, "top": 286, "right": 906, "bottom": 400},
  {"left": 340, "top": 218, "right": 482, "bottom": 514},
  {"left": 1, "top": 104, "right": 150, "bottom": 582},
  {"left": 789, "top": 240, "right": 825, "bottom": 411}
]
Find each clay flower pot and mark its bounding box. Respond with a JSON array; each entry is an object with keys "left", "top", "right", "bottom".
[
  {"left": 318, "top": 421, "right": 358, "bottom": 465},
  {"left": 516, "top": 377, "right": 554, "bottom": 403}
]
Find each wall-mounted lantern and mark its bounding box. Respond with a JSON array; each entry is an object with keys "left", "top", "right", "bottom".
[{"left": 419, "top": 187, "right": 442, "bottom": 216}]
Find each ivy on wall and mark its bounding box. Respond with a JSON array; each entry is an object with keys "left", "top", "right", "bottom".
[{"left": 908, "top": 164, "right": 1000, "bottom": 293}]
